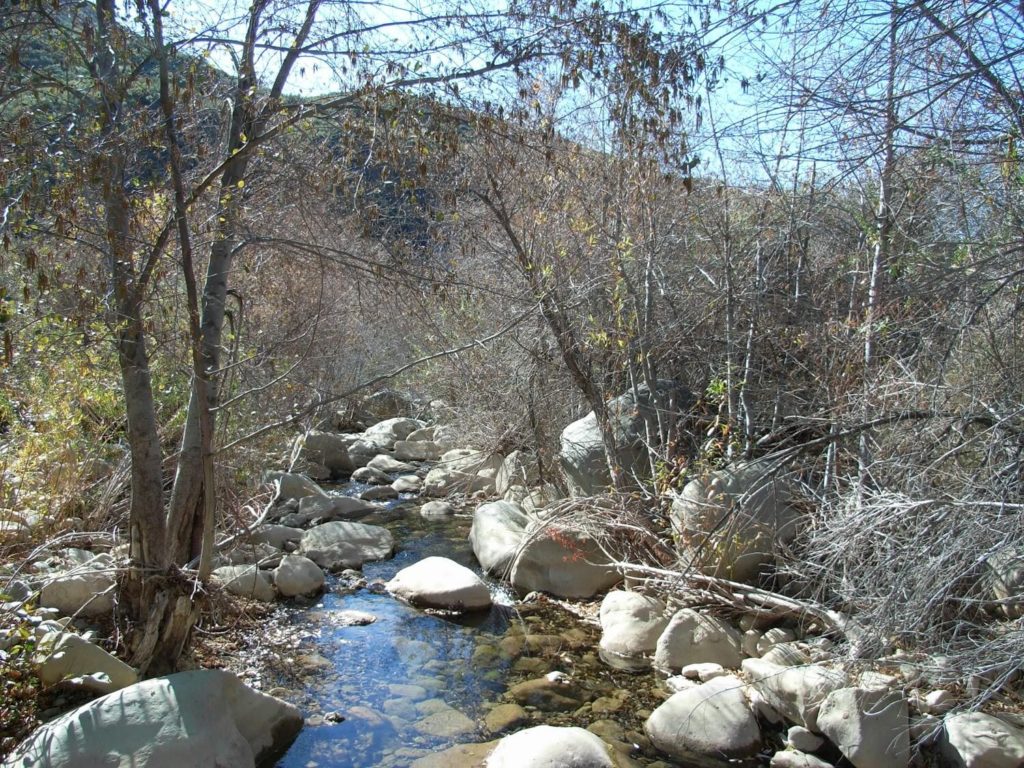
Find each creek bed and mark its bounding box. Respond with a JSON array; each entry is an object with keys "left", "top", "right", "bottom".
[{"left": 270, "top": 492, "right": 679, "bottom": 768}]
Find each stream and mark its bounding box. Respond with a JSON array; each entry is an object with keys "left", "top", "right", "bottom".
[{"left": 268, "top": 483, "right": 673, "bottom": 768}]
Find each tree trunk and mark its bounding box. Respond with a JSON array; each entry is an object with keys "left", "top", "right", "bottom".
[{"left": 165, "top": 0, "right": 321, "bottom": 565}]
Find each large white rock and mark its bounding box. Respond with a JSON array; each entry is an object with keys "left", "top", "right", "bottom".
[
  {"left": 264, "top": 470, "right": 326, "bottom": 500},
  {"left": 352, "top": 465, "right": 391, "bottom": 484},
  {"left": 273, "top": 555, "right": 325, "bottom": 597},
  {"left": 299, "top": 521, "right": 394, "bottom": 571},
  {"left": 386, "top": 556, "right": 491, "bottom": 611},
  {"left": 393, "top": 440, "right": 441, "bottom": 462},
  {"left": 559, "top": 381, "right": 694, "bottom": 496},
  {"left": 367, "top": 454, "right": 416, "bottom": 474},
  {"left": 654, "top": 609, "right": 744, "bottom": 672},
  {"left": 39, "top": 569, "right": 115, "bottom": 619},
  {"left": 510, "top": 521, "right": 622, "bottom": 598},
  {"left": 487, "top": 725, "right": 624, "bottom": 768},
  {"left": 295, "top": 430, "right": 355, "bottom": 474},
  {"left": 422, "top": 449, "right": 503, "bottom": 497},
  {"left": 671, "top": 460, "right": 802, "bottom": 584},
  {"left": 495, "top": 450, "right": 540, "bottom": 497},
  {"left": 406, "top": 426, "right": 435, "bottom": 441},
  {"left": 940, "top": 712, "right": 1024, "bottom": 768},
  {"left": 250, "top": 524, "right": 304, "bottom": 550},
  {"left": 297, "top": 494, "right": 376, "bottom": 523},
  {"left": 598, "top": 591, "right": 668, "bottom": 670},
  {"left": 35, "top": 631, "right": 138, "bottom": 694},
  {"left": 421, "top": 500, "right": 454, "bottom": 517},
  {"left": 816, "top": 687, "right": 909, "bottom": 768},
  {"left": 212, "top": 565, "right": 276, "bottom": 602},
  {"left": 645, "top": 675, "right": 761, "bottom": 764},
  {"left": 364, "top": 417, "right": 425, "bottom": 448},
  {"left": 2, "top": 669, "right": 302, "bottom": 768},
  {"left": 393, "top": 475, "right": 423, "bottom": 493},
  {"left": 469, "top": 501, "right": 530, "bottom": 575},
  {"left": 742, "top": 658, "right": 848, "bottom": 732},
  {"left": 347, "top": 434, "right": 393, "bottom": 466}
]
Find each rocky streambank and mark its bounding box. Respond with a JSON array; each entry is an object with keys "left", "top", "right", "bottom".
[{"left": 3, "top": 397, "right": 1023, "bottom": 768}]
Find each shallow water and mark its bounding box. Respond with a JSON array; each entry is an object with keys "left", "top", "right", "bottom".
[
  {"left": 271, "top": 488, "right": 686, "bottom": 768},
  {"left": 274, "top": 500, "right": 521, "bottom": 768}
]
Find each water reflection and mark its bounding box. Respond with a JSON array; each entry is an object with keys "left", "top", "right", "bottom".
[{"left": 276, "top": 510, "right": 516, "bottom": 768}]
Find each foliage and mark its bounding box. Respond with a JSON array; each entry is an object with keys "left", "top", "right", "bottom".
[{"left": 0, "top": 608, "right": 40, "bottom": 755}]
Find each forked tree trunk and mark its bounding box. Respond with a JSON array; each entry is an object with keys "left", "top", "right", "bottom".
[{"left": 95, "top": 0, "right": 198, "bottom": 675}]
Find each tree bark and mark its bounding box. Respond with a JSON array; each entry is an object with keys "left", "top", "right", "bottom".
[{"left": 166, "top": 0, "right": 322, "bottom": 565}]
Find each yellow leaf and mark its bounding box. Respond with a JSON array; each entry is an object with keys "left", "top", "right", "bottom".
[{"left": 237, "top": 180, "right": 244, "bottom": 189}]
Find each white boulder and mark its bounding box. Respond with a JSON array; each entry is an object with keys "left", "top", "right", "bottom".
[
  {"left": 422, "top": 449, "right": 503, "bottom": 497},
  {"left": 264, "top": 471, "right": 326, "bottom": 500},
  {"left": 297, "top": 494, "right": 375, "bottom": 522},
  {"left": 273, "top": 555, "right": 325, "bottom": 597},
  {"left": 393, "top": 475, "right": 422, "bottom": 493},
  {"left": 598, "top": 591, "right": 668, "bottom": 670},
  {"left": 816, "top": 687, "right": 909, "bottom": 768},
  {"left": 421, "top": 501, "right": 454, "bottom": 517},
  {"left": 671, "top": 460, "right": 802, "bottom": 584},
  {"left": 940, "top": 712, "right": 1024, "bottom": 768},
  {"left": 469, "top": 501, "right": 530, "bottom": 575},
  {"left": 654, "top": 609, "right": 744, "bottom": 672},
  {"left": 393, "top": 440, "right": 441, "bottom": 462},
  {"left": 386, "top": 556, "right": 491, "bottom": 611},
  {"left": 1, "top": 669, "right": 302, "bottom": 768},
  {"left": 39, "top": 569, "right": 115, "bottom": 619},
  {"left": 212, "top": 565, "right": 276, "bottom": 602},
  {"left": 35, "top": 631, "right": 138, "bottom": 694},
  {"left": 250, "top": 524, "right": 304, "bottom": 550},
  {"left": 510, "top": 522, "right": 622, "bottom": 598},
  {"left": 352, "top": 466, "right": 391, "bottom": 484},
  {"left": 364, "top": 417, "right": 425, "bottom": 447},
  {"left": 299, "top": 521, "right": 394, "bottom": 571},
  {"left": 487, "top": 725, "right": 624, "bottom": 768},
  {"left": 771, "top": 752, "right": 834, "bottom": 768},
  {"left": 645, "top": 675, "right": 761, "bottom": 763},
  {"left": 742, "top": 658, "right": 848, "bottom": 732},
  {"left": 295, "top": 430, "right": 355, "bottom": 474},
  {"left": 495, "top": 450, "right": 540, "bottom": 497},
  {"left": 367, "top": 454, "right": 416, "bottom": 474}
]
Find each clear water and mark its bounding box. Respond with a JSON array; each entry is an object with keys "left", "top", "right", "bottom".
[{"left": 274, "top": 498, "right": 519, "bottom": 768}]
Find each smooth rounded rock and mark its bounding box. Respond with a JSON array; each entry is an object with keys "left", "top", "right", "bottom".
[
  {"left": 469, "top": 501, "right": 529, "bottom": 575},
  {"left": 487, "top": 725, "right": 622, "bottom": 768},
  {"left": 39, "top": 570, "right": 115, "bottom": 618},
  {"left": 421, "top": 501, "right": 455, "bottom": 517},
  {"left": 2, "top": 669, "right": 302, "bottom": 768},
  {"left": 273, "top": 555, "right": 325, "bottom": 597},
  {"left": 742, "top": 658, "right": 848, "bottom": 732},
  {"left": 941, "top": 712, "right": 1024, "bottom": 768},
  {"left": 368, "top": 454, "right": 416, "bottom": 474},
  {"left": 645, "top": 675, "right": 761, "bottom": 763},
  {"left": 771, "top": 751, "right": 835, "bottom": 768},
  {"left": 386, "top": 556, "right": 491, "bottom": 611},
  {"left": 654, "top": 608, "right": 743, "bottom": 672},
  {"left": 599, "top": 591, "right": 668, "bottom": 670},
  {"left": 671, "top": 459, "right": 801, "bottom": 584},
  {"left": 786, "top": 726, "right": 824, "bottom": 753},
  {"left": 212, "top": 565, "right": 276, "bottom": 602},
  {"left": 510, "top": 522, "right": 622, "bottom": 598},
  {"left": 816, "top": 687, "right": 908, "bottom": 768},
  {"left": 393, "top": 475, "right": 422, "bottom": 493},
  {"left": 264, "top": 471, "right": 326, "bottom": 500},
  {"left": 35, "top": 631, "right": 138, "bottom": 694},
  {"left": 299, "top": 521, "right": 394, "bottom": 571}
]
